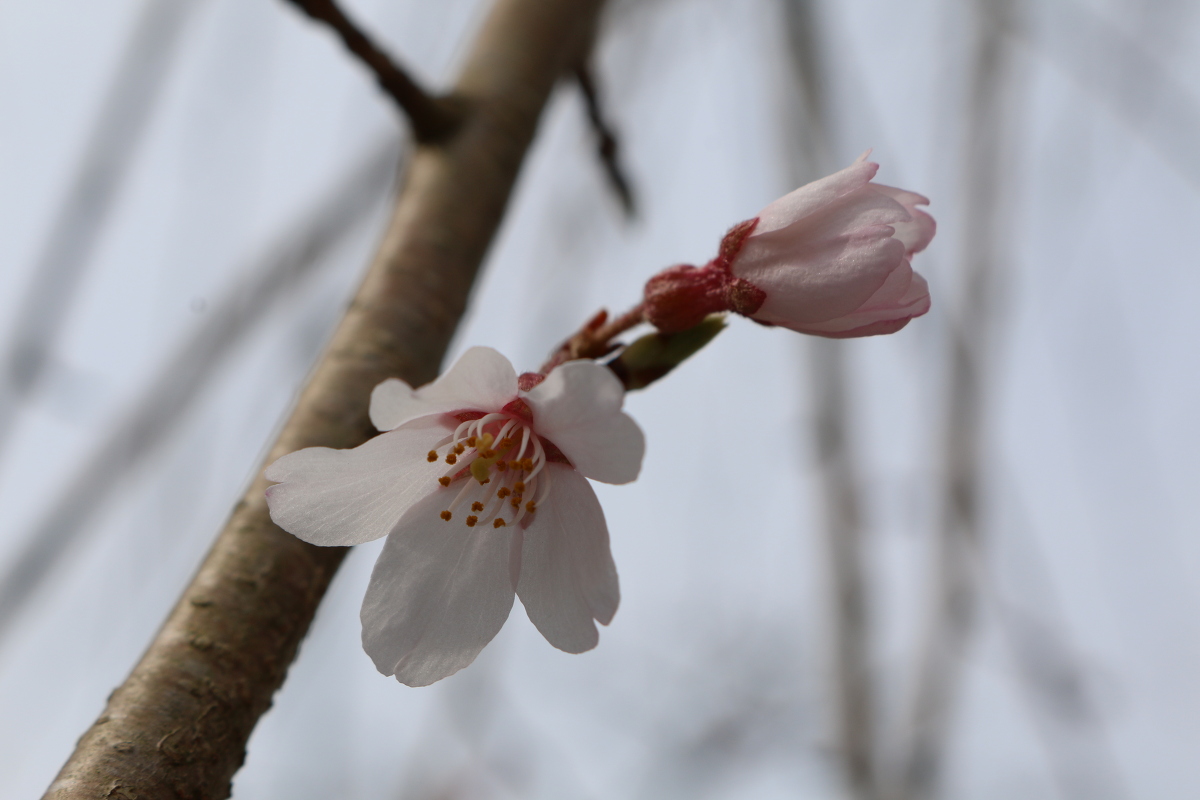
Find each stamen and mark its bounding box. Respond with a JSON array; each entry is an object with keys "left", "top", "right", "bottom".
[
  {"left": 510, "top": 497, "right": 520, "bottom": 509},
  {"left": 514, "top": 481, "right": 526, "bottom": 493},
  {"left": 466, "top": 516, "right": 478, "bottom": 527},
  {"left": 454, "top": 443, "right": 465, "bottom": 455},
  {"left": 438, "top": 476, "right": 451, "bottom": 487},
  {"left": 495, "top": 460, "right": 507, "bottom": 471},
  {"left": 466, "top": 436, "right": 476, "bottom": 447},
  {"left": 493, "top": 519, "right": 507, "bottom": 528},
  {"left": 497, "top": 488, "right": 511, "bottom": 499},
  {"left": 440, "top": 510, "right": 452, "bottom": 521},
  {"left": 427, "top": 450, "right": 438, "bottom": 463},
  {"left": 522, "top": 458, "right": 534, "bottom": 471},
  {"left": 471, "top": 501, "right": 484, "bottom": 512},
  {"left": 525, "top": 501, "right": 536, "bottom": 513},
  {"left": 445, "top": 453, "right": 457, "bottom": 465},
  {"left": 499, "top": 438, "right": 514, "bottom": 449}
]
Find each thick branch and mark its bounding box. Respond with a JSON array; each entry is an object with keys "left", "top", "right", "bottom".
[
  {"left": 43, "top": 1, "right": 603, "bottom": 798},
  {"left": 284, "top": 0, "right": 461, "bottom": 142}
]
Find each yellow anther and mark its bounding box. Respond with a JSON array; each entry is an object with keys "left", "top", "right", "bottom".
[
  {"left": 438, "top": 476, "right": 451, "bottom": 487},
  {"left": 497, "top": 488, "right": 511, "bottom": 499},
  {"left": 495, "top": 460, "right": 508, "bottom": 471},
  {"left": 493, "top": 518, "right": 507, "bottom": 528},
  {"left": 471, "top": 501, "right": 484, "bottom": 512},
  {"left": 466, "top": 436, "right": 477, "bottom": 447},
  {"left": 513, "top": 481, "right": 525, "bottom": 493},
  {"left": 510, "top": 497, "right": 520, "bottom": 509},
  {"left": 499, "top": 438, "right": 514, "bottom": 449},
  {"left": 525, "top": 501, "right": 536, "bottom": 513},
  {"left": 466, "top": 516, "right": 478, "bottom": 527},
  {"left": 440, "top": 510, "right": 452, "bottom": 521},
  {"left": 445, "top": 453, "right": 457, "bottom": 465},
  {"left": 480, "top": 449, "right": 496, "bottom": 459},
  {"left": 454, "top": 443, "right": 465, "bottom": 455},
  {"left": 427, "top": 450, "right": 438, "bottom": 462},
  {"left": 521, "top": 458, "right": 534, "bottom": 470}
]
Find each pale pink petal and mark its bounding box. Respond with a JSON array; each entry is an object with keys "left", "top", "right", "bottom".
[
  {"left": 524, "top": 361, "right": 645, "bottom": 485},
  {"left": 755, "top": 159, "right": 879, "bottom": 234},
  {"left": 516, "top": 464, "right": 619, "bottom": 653},
  {"left": 360, "top": 489, "right": 519, "bottom": 687},
  {"left": 871, "top": 184, "right": 935, "bottom": 254},
  {"left": 798, "top": 271, "right": 930, "bottom": 336},
  {"left": 369, "top": 346, "right": 518, "bottom": 431},
  {"left": 737, "top": 224, "right": 907, "bottom": 326},
  {"left": 265, "top": 417, "right": 452, "bottom": 546},
  {"left": 762, "top": 183, "right": 912, "bottom": 249}
]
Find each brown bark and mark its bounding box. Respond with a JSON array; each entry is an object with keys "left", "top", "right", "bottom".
[{"left": 42, "top": 1, "right": 603, "bottom": 797}]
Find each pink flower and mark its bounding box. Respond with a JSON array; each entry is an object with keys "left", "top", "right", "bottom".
[
  {"left": 644, "top": 154, "right": 934, "bottom": 337},
  {"left": 265, "top": 347, "right": 644, "bottom": 686}
]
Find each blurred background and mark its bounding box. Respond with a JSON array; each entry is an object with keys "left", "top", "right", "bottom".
[{"left": 2, "top": 0, "right": 1199, "bottom": 797}]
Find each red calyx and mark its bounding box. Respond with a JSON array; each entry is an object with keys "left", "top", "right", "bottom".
[{"left": 642, "top": 217, "right": 766, "bottom": 332}]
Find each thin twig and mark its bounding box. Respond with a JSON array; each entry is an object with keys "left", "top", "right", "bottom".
[
  {"left": 283, "top": 0, "right": 461, "bottom": 142},
  {"left": 574, "top": 63, "right": 636, "bottom": 216},
  {"left": 0, "top": 0, "right": 202, "bottom": 456},
  {"left": 0, "top": 138, "right": 400, "bottom": 646},
  {"left": 780, "top": 1, "right": 877, "bottom": 796},
  {"left": 891, "top": 2, "right": 1018, "bottom": 798},
  {"left": 43, "top": 1, "right": 604, "bottom": 797},
  {"left": 539, "top": 302, "right": 646, "bottom": 374}
]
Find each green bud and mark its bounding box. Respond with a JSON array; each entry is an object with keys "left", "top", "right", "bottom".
[{"left": 608, "top": 314, "right": 726, "bottom": 391}]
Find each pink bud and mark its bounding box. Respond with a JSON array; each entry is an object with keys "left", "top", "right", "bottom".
[{"left": 643, "top": 155, "right": 934, "bottom": 338}]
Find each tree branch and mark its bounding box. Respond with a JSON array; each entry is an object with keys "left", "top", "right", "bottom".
[
  {"left": 42, "top": 1, "right": 603, "bottom": 798},
  {"left": 284, "top": 0, "right": 462, "bottom": 142},
  {"left": 573, "top": 62, "right": 636, "bottom": 216}
]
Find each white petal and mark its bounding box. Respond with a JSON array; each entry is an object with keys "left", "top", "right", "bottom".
[
  {"left": 516, "top": 464, "right": 619, "bottom": 653},
  {"left": 369, "top": 346, "right": 518, "bottom": 431},
  {"left": 524, "top": 360, "right": 645, "bottom": 484},
  {"left": 755, "top": 159, "right": 879, "bottom": 234},
  {"left": 360, "top": 489, "right": 518, "bottom": 686},
  {"left": 265, "top": 418, "right": 452, "bottom": 546}
]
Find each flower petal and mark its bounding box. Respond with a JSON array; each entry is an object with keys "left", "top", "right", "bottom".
[
  {"left": 798, "top": 270, "right": 931, "bottom": 336},
  {"left": 737, "top": 223, "right": 907, "bottom": 326},
  {"left": 360, "top": 489, "right": 519, "bottom": 687},
  {"left": 523, "top": 361, "right": 645, "bottom": 484},
  {"left": 265, "top": 417, "right": 452, "bottom": 546},
  {"left": 755, "top": 159, "right": 880, "bottom": 235},
  {"left": 369, "top": 346, "right": 518, "bottom": 431},
  {"left": 516, "top": 464, "right": 619, "bottom": 654},
  {"left": 871, "top": 184, "right": 935, "bottom": 254}
]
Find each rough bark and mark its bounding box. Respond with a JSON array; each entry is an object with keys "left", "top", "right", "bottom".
[{"left": 43, "top": 1, "right": 603, "bottom": 797}]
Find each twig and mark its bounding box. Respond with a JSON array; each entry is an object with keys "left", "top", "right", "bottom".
[
  {"left": 0, "top": 138, "right": 400, "bottom": 646},
  {"left": 42, "top": 1, "right": 604, "bottom": 797},
  {"left": 891, "top": 2, "right": 1018, "bottom": 798},
  {"left": 780, "top": 1, "right": 876, "bottom": 796},
  {"left": 283, "top": 0, "right": 461, "bottom": 142},
  {"left": 0, "top": 0, "right": 201, "bottom": 456},
  {"left": 539, "top": 302, "right": 645, "bottom": 374},
  {"left": 573, "top": 63, "right": 636, "bottom": 216}
]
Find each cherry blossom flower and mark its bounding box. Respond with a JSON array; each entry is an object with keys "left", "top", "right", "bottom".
[
  {"left": 265, "top": 347, "right": 644, "bottom": 686},
  {"left": 644, "top": 153, "right": 934, "bottom": 337}
]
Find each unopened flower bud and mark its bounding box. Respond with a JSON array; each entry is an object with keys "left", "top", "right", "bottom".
[{"left": 643, "top": 153, "right": 934, "bottom": 339}]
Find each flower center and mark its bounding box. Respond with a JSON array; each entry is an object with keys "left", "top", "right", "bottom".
[{"left": 424, "top": 412, "right": 553, "bottom": 529}]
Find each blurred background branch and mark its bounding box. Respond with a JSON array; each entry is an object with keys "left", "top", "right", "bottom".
[
  {"left": 0, "top": 0, "right": 202, "bottom": 456},
  {"left": 282, "top": 0, "right": 461, "bottom": 141}
]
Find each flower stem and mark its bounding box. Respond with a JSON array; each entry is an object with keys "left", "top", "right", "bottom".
[{"left": 539, "top": 302, "right": 646, "bottom": 374}]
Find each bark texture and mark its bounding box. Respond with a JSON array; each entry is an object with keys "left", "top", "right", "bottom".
[{"left": 43, "top": 1, "right": 602, "bottom": 797}]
